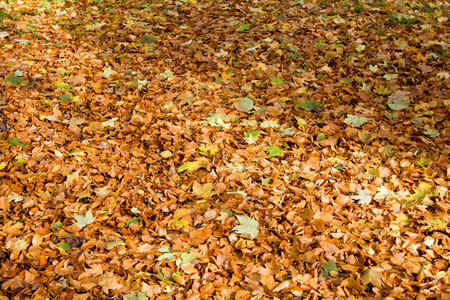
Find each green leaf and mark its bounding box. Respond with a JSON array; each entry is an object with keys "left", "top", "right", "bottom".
[
  {"left": 279, "top": 127, "right": 295, "bottom": 136},
  {"left": 260, "top": 120, "right": 279, "bottom": 128},
  {"left": 157, "top": 246, "right": 172, "bottom": 253},
  {"left": 177, "top": 161, "right": 205, "bottom": 173},
  {"left": 351, "top": 189, "right": 372, "bottom": 205},
  {"left": 201, "top": 112, "right": 228, "bottom": 127},
  {"left": 124, "top": 292, "right": 149, "bottom": 300},
  {"left": 51, "top": 221, "right": 63, "bottom": 232},
  {"left": 198, "top": 145, "right": 218, "bottom": 156},
  {"left": 6, "top": 75, "right": 26, "bottom": 85},
  {"left": 423, "top": 128, "right": 439, "bottom": 138},
  {"left": 261, "top": 178, "right": 272, "bottom": 185},
  {"left": 387, "top": 90, "right": 410, "bottom": 111},
  {"left": 74, "top": 210, "right": 96, "bottom": 229},
  {"left": 54, "top": 81, "right": 71, "bottom": 89},
  {"left": 232, "top": 215, "right": 259, "bottom": 239},
  {"left": 103, "top": 67, "right": 113, "bottom": 78},
  {"left": 244, "top": 129, "right": 260, "bottom": 138},
  {"left": 219, "top": 208, "right": 233, "bottom": 216},
  {"left": 59, "top": 92, "right": 73, "bottom": 102},
  {"left": 344, "top": 114, "right": 371, "bottom": 127},
  {"left": 322, "top": 260, "right": 339, "bottom": 278},
  {"left": 383, "top": 74, "right": 398, "bottom": 81},
  {"left": 141, "top": 35, "right": 157, "bottom": 43},
  {"left": 7, "top": 137, "right": 26, "bottom": 146},
  {"left": 340, "top": 77, "right": 353, "bottom": 84},
  {"left": 271, "top": 77, "right": 285, "bottom": 85},
  {"left": 317, "top": 133, "right": 326, "bottom": 141},
  {"left": 236, "top": 23, "right": 250, "bottom": 32},
  {"left": 409, "top": 189, "right": 426, "bottom": 202},
  {"left": 384, "top": 111, "right": 398, "bottom": 119},
  {"left": 374, "top": 186, "right": 395, "bottom": 200},
  {"left": 126, "top": 217, "right": 141, "bottom": 226},
  {"left": 381, "top": 145, "right": 394, "bottom": 158},
  {"left": 296, "top": 117, "right": 307, "bottom": 129},
  {"left": 57, "top": 242, "right": 72, "bottom": 250},
  {"left": 294, "top": 99, "right": 322, "bottom": 111},
  {"left": 156, "top": 268, "right": 178, "bottom": 285},
  {"left": 361, "top": 268, "right": 384, "bottom": 288},
  {"left": 56, "top": 68, "right": 69, "bottom": 75},
  {"left": 180, "top": 252, "right": 195, "bottom": 263},
  {"left": 104, "top": 237, "right": 126, "bottom": 249},
  {"left": 265, "top": 146, "right": 284, "bottom": 158},
  {"left": 234, "top": 97, "right": 254, "bottom": 112}
]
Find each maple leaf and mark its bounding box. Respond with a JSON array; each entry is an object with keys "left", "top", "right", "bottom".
[
  {"left": 101, "top": 117, "right": 118, "bottom": 127},
  {"left": 236, "top": 23, "right": 250, "bottom": 32},
  {"left": 226, "top": 163, "right": 247, "bottom": 172},
  {"left": 6, "top": 75, "right": 26, "bottom": 85},
  {"left": 102, "top": 67, "right": 113, "bottom": 78},
  {"left": 232, "top": 215, "right": 259, "bottom": 239},
  {"left": 192, "top": 181, "right": 214, "bottom": 197},
  {"left": 351, "top": 189, "right": 372, "bottom": 205},
  {"left": 361, "top": 268, "right": 384, "bottom": 288},
  {"left": 344, "top": 115, "right": 371, "bottom": 127},
  {"left": 74, "top": 210, "right": 96, "bottom": 229},
  {"left": 59, "top": 92, "right": 73, "bottom": 102},
  {"left": 369, "top": 64, "right": 379, "bottom": 73},
  {"left": 355, "top": 43, "right": 365, "bottom": 52},
  {"left": 423, "top": 128, "right": 439, "bottom": 138},
  {"left": 244, "top": 129, "right": 260, "bottom": 139},
  {"left": 54, "top": 81, "right": 71, "bottom": 89},
  {"left": 66, "top": 169, "right": 82, "bottom": 186},
  {"left": 159, "top": 69, "right": 174, "bottom": 79},
  {"left": 374, "top": 186, "right": 395, "bottom": 200},
  {"left": 169, "top": 209, "right": 190, "bottom": 227},
  {"left": 201, "top": 112, "right": 227, "bottom": 127},
  {"left": 260, "top": 120, "right": 279, "bottom": 128},
  {"left": 12, "top": 239, "right": 29, "bottom": 252},
  {"left": 103, "top": 237, "right": 126, "bottom": 250},
  {"left": 98, "top": 272, "right": 123, "bottom": 293},
  {"left": 295, "top": 99, "right": 322, "bottom": 111},
  {"left": 409, "top": 189, "right": 426, "bottom": 202},
  {"left": 7, "top": 192, "right": 24, "bottom": 202},
  {"left": 141, "top": 282, "right": 162, "bottom": 297},
  {"left": 240, "top": 120, "right": 258, "bottom": 127},
  {"left": 199, "top": 144, "right": 218, "bottom": 156},
  {"left": 124, "top": 292, "right": 149, "bottom": 300},
  {"left": 265, "top": 146, "right": 284, "bottom": 158},
  {"left": 279, "top": 127, "right": 295, "bottom": 136},
  {"left": 387, "top": 90, "right": 410, "bottom": 111},
  {"left": 7, "top": 137, "right": 27, "bottom": 147}
]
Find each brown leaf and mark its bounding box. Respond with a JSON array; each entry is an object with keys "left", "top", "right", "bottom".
[
  {"left": 361, "top": 268, "right": 384, "bottom": 288},
  {"left": 98, "top": 272, "right": 123, "bottom": 293}
]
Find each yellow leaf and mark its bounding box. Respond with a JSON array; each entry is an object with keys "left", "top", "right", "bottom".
[{"left": 192, "top": 181, "right": 214, "bottom": 197}]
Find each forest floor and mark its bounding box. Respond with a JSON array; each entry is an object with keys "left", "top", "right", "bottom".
[{"left": 0, "top": 0, "right": 449, "bottom": 299}]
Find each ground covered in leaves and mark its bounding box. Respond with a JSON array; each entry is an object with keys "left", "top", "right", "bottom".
[{"left": 0, "top": 0, "right": 449, "bottom": 299}]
